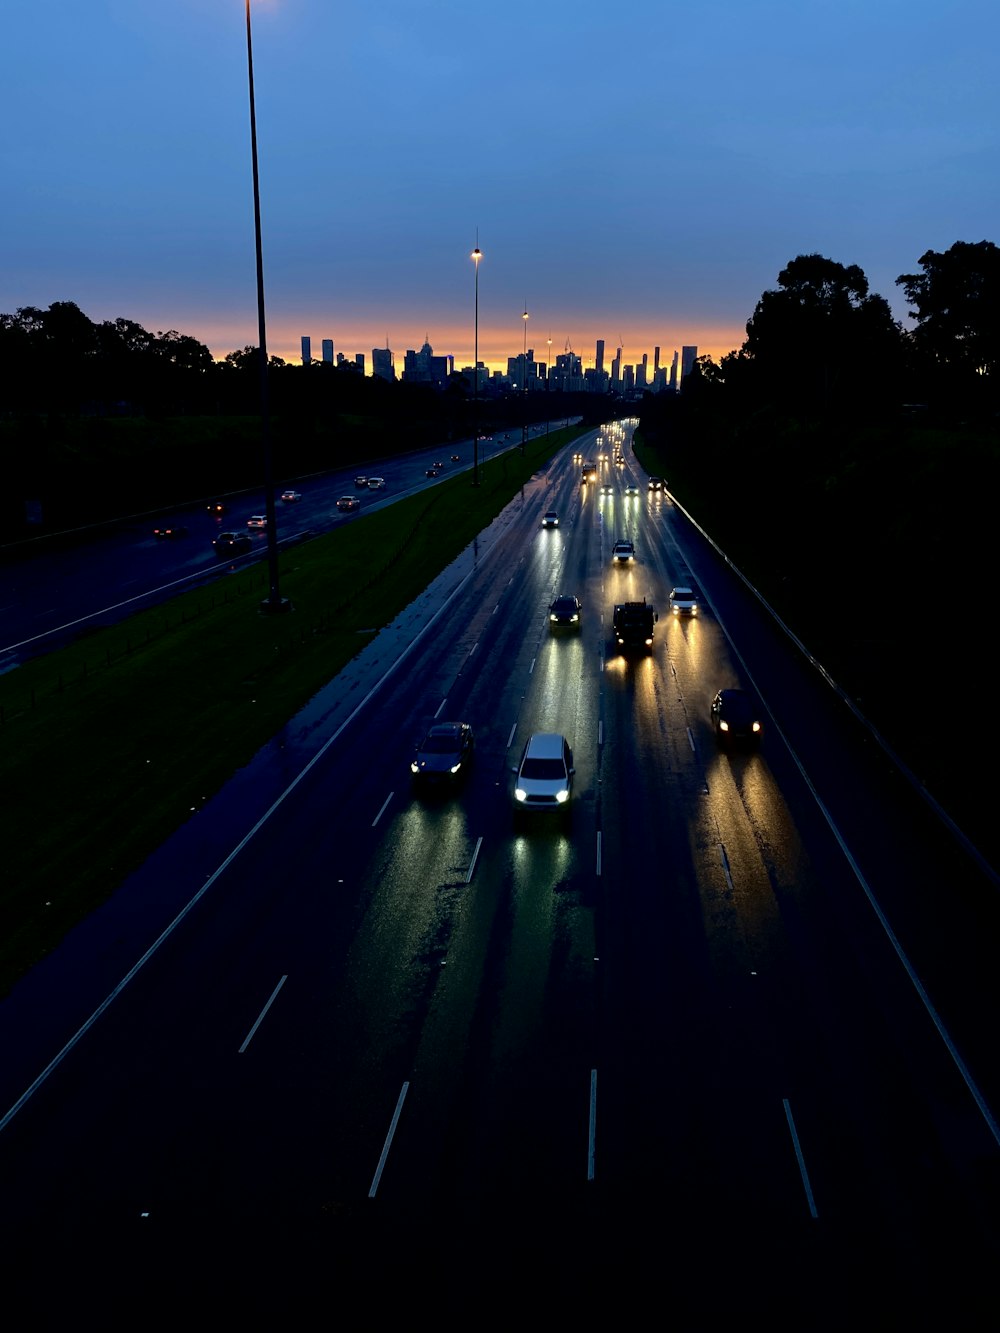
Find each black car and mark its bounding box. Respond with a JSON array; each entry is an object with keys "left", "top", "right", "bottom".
[
  {"left": 711, "top": 689, "right": 763, "bottom": 746},
  {"left": 212, "top": 530, "right": 253, "bottom": 557},
  {"left": 153, "top": 523, "right": 189, "bottom": 539},
  {"left": 548, "top": 594, "right": 582, "bottom": 629},
  {"left": 206, "top": 500, "right": 226, "bottom": 516},
  {"left": 411, "top": 722, "right": 475, "bottom": 783}
]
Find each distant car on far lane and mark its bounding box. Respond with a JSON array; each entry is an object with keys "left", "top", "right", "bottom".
[
  {"left": 450, "top": 453, "right": 461, "bottom": 461},
  {"left": 280, "top": 489, "right": 302, "bottom": 502},
  {"left": 354, "top": 475, "right": 368, "bottom": 488},
  {"left": 336, "top": 495, "right": 360, "bottom": 512},
  {"left": 247, "top": 514, "right": 267, "bottom": 529},
  {"left": 153, "top": 523, "right": 188, "bottom": 539},
  {"left": 206, "top": 500, "right": 226, "bottom": 516}
]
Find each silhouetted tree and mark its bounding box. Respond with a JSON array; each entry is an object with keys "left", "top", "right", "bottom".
[
  {"left": 896, "top": 239, "right": 1000, "bottom": 417},
  {"left": 739, "top": 254, "right": 905, "bottom": 421}
]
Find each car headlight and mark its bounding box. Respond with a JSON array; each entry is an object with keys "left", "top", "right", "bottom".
[
  {"left": 719, "top": 720, "right": 729, "bottom": 732},
  {"left": 450, "top": 762, "right": 462, "bottom": 774},
  {"left": 555, "top": 789, "right": 569, "bottom": 803},
  {"left": 514, "top": 788, "right": 527, "bottom": 802},
  {"left": 411, "top": 761, "right": 420, "bottom": 773},
  {"left": 752, "top": 722, "right": 761, "bottom": 733}
]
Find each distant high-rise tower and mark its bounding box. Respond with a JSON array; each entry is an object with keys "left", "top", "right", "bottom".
[
  {"left": 681, "top": 345, "right": 698, "bottom": 385},
  {"left": 670, "top": 351, "right": 679, "bottom": 391},
  {"left": 637, "top": 353, "right": 648, "bottom": 388},
  {"left": 372, "top": 345, "right": 395, "bottom": 382},
  {"left": 612, "top": 346, "right": 622, "bottom": 384},
  {"left": 653, "top": 346, "right": 660, "bottom": 375},
  {"left": 322, "top": 339, "right": 334, "bottom": 364},
  {"left": 301, "top": 336, "right": 312, "bottom": 365},
  {"left": 596, "top": 339, "right": 605, "bottom": 374}
]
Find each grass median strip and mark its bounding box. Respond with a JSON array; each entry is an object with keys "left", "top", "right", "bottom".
[{"left": 0, "top": 428, "right": 581, "bottom": 996}]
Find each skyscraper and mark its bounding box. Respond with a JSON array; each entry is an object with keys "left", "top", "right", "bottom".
[
  {"left": 372, "top": 346, "right": 395, "bottom": 382},
  {"left": 322, "top": 339, "right": 334, "bottom": 364},
  {"left": 596, "top": 339, "right": 605, "bottom": 374},
  {"left": 681, "top": 346, "right": 698, "bottom": 385},
  {"left": 301, "top": 336, "right": 311, "bottom": 365}
]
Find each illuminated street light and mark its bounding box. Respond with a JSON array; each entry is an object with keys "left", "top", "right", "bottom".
[
  {"left": 472, "top": 236, "right": 482, "bottom": 487},
  {"left": 245, "top": 0, "right": 290, "bottom": 615}
]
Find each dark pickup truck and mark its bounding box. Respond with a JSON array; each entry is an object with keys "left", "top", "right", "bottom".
[{"left": 613, "top": 599, "right": 657, "bottom": 652}]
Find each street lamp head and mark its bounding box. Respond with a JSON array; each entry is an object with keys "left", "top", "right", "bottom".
[{"left": 472, "top": 246, "right": 482, "bottom": 265}]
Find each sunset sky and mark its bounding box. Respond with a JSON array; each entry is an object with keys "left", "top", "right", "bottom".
[{"left": 3, "top": 1, "right": 997, "bottom": 373}]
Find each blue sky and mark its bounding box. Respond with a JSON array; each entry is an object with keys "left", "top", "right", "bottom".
[{"left": 2, "top": 1, "right": 997, "bottom": 372}]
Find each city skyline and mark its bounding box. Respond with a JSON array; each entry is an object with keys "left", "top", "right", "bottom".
[
  {"left": 297, "top": 327, "right": 700, "bottom": 382},
  {"left": 3, "top": 3, "right": 996, "bottom": 379}
]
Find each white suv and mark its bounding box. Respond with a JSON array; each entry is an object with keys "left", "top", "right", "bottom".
[
  {"left": 512, "top": 733, "right": 575, "bottom": 812},
  {"left": 669, "top": 586, "right": 700, "bottom": 615}
]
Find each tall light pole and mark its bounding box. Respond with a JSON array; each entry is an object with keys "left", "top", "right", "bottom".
[
  {"left": 521, "top": 305, "right": 529, "bottom": 453},
  {"left": 245, "top": 0, "right": 289, "bottom": 614},
  {"left": 546, "top": 334, "right": 552, "bottom": 434},
  {"left": 471, "top": 236, "right": 482, "bottom": 487}
]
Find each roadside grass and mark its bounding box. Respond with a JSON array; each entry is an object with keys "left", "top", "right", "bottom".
[{"left": 0, "top": 428, "right": 582, "bottom": 997}]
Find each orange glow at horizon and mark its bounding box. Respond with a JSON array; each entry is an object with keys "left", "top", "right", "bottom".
[{"left": 197, "top": 314, "right": 744, "bottom": 373}]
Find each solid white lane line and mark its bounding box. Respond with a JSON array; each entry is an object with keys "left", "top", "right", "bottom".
[
  {"left": 587, "top": 1069, "right": 598, "bottom": 1181},
  {"left": 369, "top": 1082, "right": 410, "bottom": 1198},
  {"left": 372, "top": 792, "right": 393, "bottom": 827},
  {"left": 783, "top": 1098, "right": 819, "bottom": 1219},
  {"left": 466, "top": 837, "right": 483, "bottom": 883},
  {"left": 239, "top": 975, "right": 287, "bottom": 1053}
]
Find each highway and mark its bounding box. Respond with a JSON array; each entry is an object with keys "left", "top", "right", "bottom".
[
  {"left": 0, "top": 426, "right": 552, "bottom": 666},
  {"left": 1, "top": 419, "right": 998, "bottom": 1322}
]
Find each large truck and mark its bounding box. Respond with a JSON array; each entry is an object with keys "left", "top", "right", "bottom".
[
  {"left": 581, "top": 461, "right": 598, "bottom": 484},
  {"left": 613, "top": 599, "right": 657, "bottom": 652}
]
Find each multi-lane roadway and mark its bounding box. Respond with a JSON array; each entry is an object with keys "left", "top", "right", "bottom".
[{"left": 1, "top": 419, "right": 998, "bottom": 1321}]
